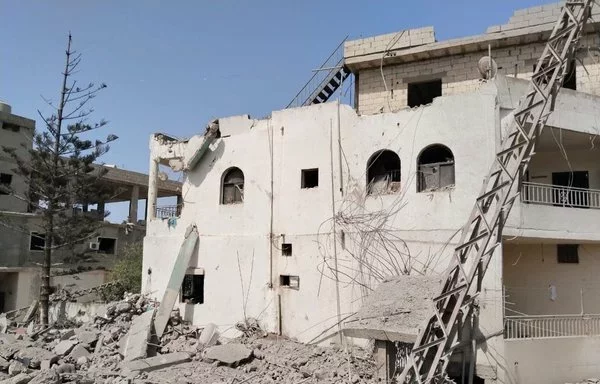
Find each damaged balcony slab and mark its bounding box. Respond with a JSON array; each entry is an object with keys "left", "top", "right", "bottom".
[
  {"left": 342, "top": 275, "right": 441, "bottom": 344},
  {"left": 122, "top": 309, "right": 156, "bottom": 362}
]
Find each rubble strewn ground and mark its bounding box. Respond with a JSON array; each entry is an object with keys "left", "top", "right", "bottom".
[{"left": 0, "top": 294, "right": 378, "bottom": 383}]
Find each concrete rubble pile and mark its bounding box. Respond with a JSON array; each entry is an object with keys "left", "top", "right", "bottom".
[{"left": 0, "top": 293, "right": 378, "bottom": 383}]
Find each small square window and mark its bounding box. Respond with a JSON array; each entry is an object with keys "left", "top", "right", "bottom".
[
  {"left": 98, "top": 237, "right": 117, "bottom": 255},
  {"left": 407, "top": 79, "right": 442, "bottom": 107},
  {"left": 30, "top": 232, "right": 46, "bottom": 251},
  {"left": 557, "top": 244, "right": 579, "bottom": 264},
  {"left": 181, "top": 274, "right": 204, "bottom": 304},
  {"left": 301, "top": 169, "right": 319, "bottom": 188},
  {"left": 282, "top": 243, "right": 292, "bottom": 256},
  {"left": 0, "top": 173, "right": 12, "bottom": 195},
  {"left": 280, "top": 275, "right": 299, "bottom": 289}
]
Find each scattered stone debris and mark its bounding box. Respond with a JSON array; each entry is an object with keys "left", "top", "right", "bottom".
[{"left": 0, "top": 292, "right": 378, "bottom": 383}]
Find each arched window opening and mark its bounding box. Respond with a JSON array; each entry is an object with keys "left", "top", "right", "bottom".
[
  {"left": 417, "top": 144, "right": 455, "bottom": 192},
  {"left": 367, "top": 150, "right": 401, "bottom": 195},
  {"left": 221, "top": 167, "right": 244, "bottom": 204}
]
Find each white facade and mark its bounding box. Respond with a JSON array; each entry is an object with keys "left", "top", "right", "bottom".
[{"left": 143, "top": 3, "right": 600, "bottom": 383}]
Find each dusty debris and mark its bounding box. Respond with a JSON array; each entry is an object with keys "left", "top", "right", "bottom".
[
  {"left": 123, "top": 351, "right": 192, "bottom": 373},
  {"left": 197, "top": 323, "right": 219, "bottom": 347},
  {"left": 203, "top": 344, "right": 253, "bottom": 366}
]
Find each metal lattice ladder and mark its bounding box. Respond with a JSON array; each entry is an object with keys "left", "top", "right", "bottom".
[{"left": 399, "top": 1, "right": 594, "bottom": 382}]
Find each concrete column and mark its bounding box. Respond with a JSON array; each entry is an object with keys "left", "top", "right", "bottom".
[
  {"left": 147, "top": 158, "right": 159, "bottom": 220},
  {"left": 129, "top": 185, "right": 139, "bottom": 223}
]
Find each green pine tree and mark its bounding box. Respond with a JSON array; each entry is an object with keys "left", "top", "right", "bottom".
[{"left": 2, "top": 34, "right": 117, "bottom": 324}]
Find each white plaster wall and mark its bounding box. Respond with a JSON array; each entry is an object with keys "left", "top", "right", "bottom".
[
  {"left": 143, "top": 92, "right": 500, "bottom": 343},
  {"left": 503, "top": 337, "right": 600, "bottom": 384},
  {"left": 503, "top": 243, "right": 600, "bottom": 316}
]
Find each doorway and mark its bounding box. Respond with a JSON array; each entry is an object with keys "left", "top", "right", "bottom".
[{"left": 552, "top": 171, "right": 589, "bottom": 208}]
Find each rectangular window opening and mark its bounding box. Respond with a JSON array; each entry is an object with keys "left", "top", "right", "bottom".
[
  {"left": 407, "top": 79, "right": 442, "bottom": 108},
  {"left": 181, "top": 274, "right": 204, "bottom": 304},
  {"left": 282, "top": 243, "right": 292, "bottom": 256},
  {"left": 1, "top": 123, "right": 20, "bottom": 132},
  {"left": 563, "top": 59, "right": 577, "bottom": 90},
  {"left": 301, "top": 168, "right": 319, "bottom": 188},
  {"left": 30, "top": 232, "right": 46, "bottom": 251},
  {"left": 280, "top": 275, "right": 300, "bottom": 289},
  {"left": 0, "top": 173, "right": 12, "bottom": 195},
  {"left": 98, "top": 237, "right": 117, "bottom": 255},
  {"left": 557, "top": 244, "right": 579, "bottom": 264}
]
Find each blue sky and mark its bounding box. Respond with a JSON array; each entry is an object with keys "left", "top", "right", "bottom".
[{"left": 2, "top": 0, "right": 552, "bottom": 221}]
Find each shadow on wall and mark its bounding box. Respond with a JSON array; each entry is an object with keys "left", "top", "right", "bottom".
[{"left": 186, "top": 139, "right": 225, "bottom": 189}]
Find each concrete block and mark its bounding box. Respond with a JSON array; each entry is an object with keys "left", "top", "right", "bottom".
[
  {"left": 28, "top": 369, "right": 59, "bottom": 384},
  {"left": 0, "top": 373, "right": 32, "bottom": 384},
  {"left": 59, "top": 330, "right": 75, "bottom": 341},
  {"left": 122, "top": 352, "right": 191, "bottom": 373},
  {"left": 15, "top": 347, "right": 58, "bottom": 369},
  {"left": 0, "top": 357, "right": 8, "bottom": 371},
  {"left": 123, "top": 309, "right": 155, "bottom": 362},
  {"left": 74, "top": 328, "right": 99, "bottom": 346},
  {"left": 68, "top": 344, "right": 91, "bottom": 361},
  {"left": 7, "top": 361, "right": 25, "bottom": 376},
  {"left": 203, "top": 344, "right": 253, "bottom": 366},
  {"left": 198, "top": 323, "right": 219, "bottom": 347},
  {"left": 53, "top": 340, "right": 77, "bottom": 356}
]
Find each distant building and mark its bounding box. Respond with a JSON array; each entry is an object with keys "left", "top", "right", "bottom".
[
  {"left": 143, "top": 3, "right": 600, "bottom": 384},
  {"left": 0, "top": 101, "right": 182, "bottom": 313}
]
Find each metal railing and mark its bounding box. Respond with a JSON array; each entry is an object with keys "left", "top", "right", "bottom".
[
  {"left": 521, "top": 181, "right": 600, "bottom": 209},
  {"left": 155, "top": 204, "right": 182, "bottom": 219},
  {"left": 286, "top": 36, "right": 348, "bottom": 109},
  {"left": 505, "top": 315, "right": 600, "bottom": 339}
]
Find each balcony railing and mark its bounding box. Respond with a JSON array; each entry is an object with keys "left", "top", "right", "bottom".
[
  {"left": 155, "top": 204, "right": 182, "bottom": 219},
  {"left": 505, "top": 315, "right": 600, "bottom": 340},
  {"left": 521, "top": 181, "right": 600, "bottom": 209}
]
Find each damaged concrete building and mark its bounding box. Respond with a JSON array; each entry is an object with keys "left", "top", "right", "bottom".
[
  {"left": 0, "top": 101, "right": 183, "bottom": 313},
  {"left": 143, "top": 3, "right": 600, "bottom": 383}
]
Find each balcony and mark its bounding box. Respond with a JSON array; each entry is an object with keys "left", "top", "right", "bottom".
[
  {"left": 155, "top": 204, "right": 182, "bottom": 219},
  {"left": 521, "top": 182, "right": 600, "bottom": 209},
  {"left": 505, "top": 314, "right": 600, "bottom": 340}
]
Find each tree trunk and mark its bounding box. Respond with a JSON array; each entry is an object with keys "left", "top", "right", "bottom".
[{"left": 39, "top": 34, "right": 71, "bottom": 325}]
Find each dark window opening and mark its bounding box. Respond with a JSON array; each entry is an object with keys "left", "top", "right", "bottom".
[
  {"left": 417, "top": 144, "right": 455, "bottom": 192},
  {"left": 282, "top": 243, "right": 292, "bottom": 256},
  {"left": 563, "top": 59, "right": 577, "bottom": 90},
  {"left": 1, "top": 123, "right": 20, "bottom": 132},
  {"left": 534, "top": 59, "right": 576, "bottom": 90},
  {"left": 98, "top": 237, "right": 116, "bottom": 254},
  {"left": 222, "top": 167, "right": 244, "bottom": 204},
  {"left": 407, "top": 79, "right": 442, "bottom": 108},
  {"left": 552, "top": 171, "right": 589, "bottom": 208},
  {"left": 30, "top": 232, "right": 46, "bottom": 251},
  {"left": 301, "top": 169, "right": 319, "bottom": 188},
  {"left": 280, "top": 275, "right": 300, "bottom": 289},
  {"left": 0, "top": 173, "right": 12, "bottom": 195},
  {"left": 181, "top": 274, "right": 204, "bottom": 304},
  {"left": 367, "top": 150, "right": 401, "bottom": 195},
  {"left": 557, "top": 244, "right": 579, "bottom": 264}
]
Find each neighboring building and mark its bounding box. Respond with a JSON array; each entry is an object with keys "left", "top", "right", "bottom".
[
  {"left": 0, "top": 101, "right": 183, "bottom": 313},
  {"left": 143, "top": 3, "right": 600, "bottom": 384}
]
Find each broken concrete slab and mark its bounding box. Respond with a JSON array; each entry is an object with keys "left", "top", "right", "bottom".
[
  {"left": 53, "top": 340, "right": 77, "bottom": 356},
  {"left": 203, "top": 344, "right": 253, "bottom": 366},
  {"left": 74, "top": 328, "right": 99, "bottom": 346},
  {"left": 122, "top": 352, "right": 191, "bottom": 373},
  {"left": 0, "top": 373, "right": 32, "bottom": 384},
  {"left": 0, "top": 316, "right": 7, "bottom": 334},
  {"left": 68, "top": 344, "right": 91, "bottom": 361},
  {"left": 198, "top": 323, "right": 219, "bottom": 347},
  {"left": 115, "top": 302, "right": 132, "bottom": 314},
  {"left": 7, "top": 361, "right": 26, "bottom": 376},
  {"left": 0, "top": 344, "right": 20, "bottom": 361},
  {"left": 59, "top": 330, "right": 75, "bottom": 341},
  {"left": 154, "top": 224, "right": 199, "bottom": 339},
  {"left": 0, "top": 334, "right": 17, "bottom": 345},
  {"left": 0, "top": 356, "right": 9, "bottom": 371},
  {"left": 22, "top": 301, "right": 38, "bottom": 324},
  {"left": 15, "top": 347, "right": 58, "bottom": 368},
  {"left": 123, "top": 309, "right": 155, "bottom": 362},
  {"left": 29, "top": 369, "right": 59, "bottom": 384},
  {"left": 93, "top": 335, "right": 104, "bottom": 355}
]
